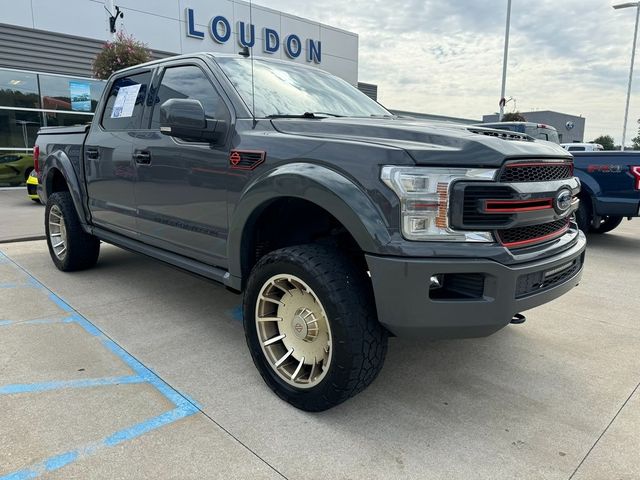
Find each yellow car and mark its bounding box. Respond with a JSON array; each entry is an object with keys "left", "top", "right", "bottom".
[
  {"left": 0, "top": 152, "right": 34, "bottom": 186},
  {"left": 26, "top": 169, "right": 41, "bottom": 203}
]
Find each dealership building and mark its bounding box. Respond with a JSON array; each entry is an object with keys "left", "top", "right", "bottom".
[{"left": 0, "top": 0, "right": 360, "bottom": 155}]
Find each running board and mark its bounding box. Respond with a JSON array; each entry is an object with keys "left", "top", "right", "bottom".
[{"left": 92, "top": 227, "right": 232, "bottom": 288}]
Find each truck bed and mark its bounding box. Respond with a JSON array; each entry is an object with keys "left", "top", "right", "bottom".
[
  {"left": 573, "top": 151, "right": 640, "bottom": 217},
  {"left": 37, "top": 124, "right": 91, "bottom": 136}
]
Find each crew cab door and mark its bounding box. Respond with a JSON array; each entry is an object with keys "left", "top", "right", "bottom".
[
  {"left": 131, "top": 63, "right": 232, "bottom": 266},
  {"left": 85, "top": 71, "right": 152, "bottom": 235}
]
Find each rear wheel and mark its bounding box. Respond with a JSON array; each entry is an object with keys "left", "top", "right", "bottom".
[
  {"left": 45, "top": 192, "right": 100, "bottom": 271},
  {"left": 590, "top": 215, "right": 624, "bottom": 234},
  {"left": 243, "top": 244, "right": 388, "bottom": 411}
]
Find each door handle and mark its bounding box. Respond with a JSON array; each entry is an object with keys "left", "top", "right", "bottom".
[
  {"left": 133, "top": 151, "right": 151, "bottom": 165},
  {"left": 86, "top": 149, "right": 99, "bottom": 160}
]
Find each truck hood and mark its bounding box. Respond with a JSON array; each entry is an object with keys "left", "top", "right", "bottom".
[{"left": 270, "top": 117, "right": 571, "bottom": 167}]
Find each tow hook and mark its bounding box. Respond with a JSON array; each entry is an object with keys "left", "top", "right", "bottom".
[{"left": 511, "top": 313, "right": 526, "bottom": 324}]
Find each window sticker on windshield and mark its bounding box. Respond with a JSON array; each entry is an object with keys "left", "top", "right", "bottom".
[{"left": 110, "top": 84, "right": 141, "bottom": 118}]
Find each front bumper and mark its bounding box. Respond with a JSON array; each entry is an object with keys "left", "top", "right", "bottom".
[{"left": 366, "top": 231, "right": 586, "bottom": 339}]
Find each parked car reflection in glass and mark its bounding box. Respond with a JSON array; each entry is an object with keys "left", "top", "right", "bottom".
[{"left": 0, "top": 152, "right": 34, "bottom": 186}]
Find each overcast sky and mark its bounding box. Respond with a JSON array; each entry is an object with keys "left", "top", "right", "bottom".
[{"left": 262, "top": 0, "right": 639, "bottom": 144}]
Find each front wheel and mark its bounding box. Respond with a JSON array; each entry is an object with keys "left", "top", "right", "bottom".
[
  {"left": 590, "top": 216, "right": 624, "bottom": 234},
  {"left": 45, "top": 192, "right": 100, "bottom": 271},
  {"left": 243, "top": 245, "right": 388, "bottom": 412},
  {"left": 575, "top": 200, "right": 592, "bottom": 233}
]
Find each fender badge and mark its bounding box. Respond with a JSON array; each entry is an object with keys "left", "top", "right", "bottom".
[
  {"left": 229, "top": 150, "right": 266, "bottom": 170},
  {"left": 230, "top": 151, "right": 241, "bottom": 166}
]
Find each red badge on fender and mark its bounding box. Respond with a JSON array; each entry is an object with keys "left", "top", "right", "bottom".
[
  {"left": 229, "top": 150, "right": 266, "bottom": 170},
  {"left": 229, "top": 151, "right": 241, "bottom": 166}
]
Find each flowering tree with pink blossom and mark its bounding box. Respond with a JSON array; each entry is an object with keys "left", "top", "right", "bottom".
[{"left": 92, "top": 32, "right": 151, "bottom": 79}]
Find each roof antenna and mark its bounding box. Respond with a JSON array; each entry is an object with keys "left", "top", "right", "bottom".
[
  {"left": 249, "top": 0, "right": 256, "bottom": 126},
  {"left": 237, "top": 3, "right": 256, "bottom": 126}
]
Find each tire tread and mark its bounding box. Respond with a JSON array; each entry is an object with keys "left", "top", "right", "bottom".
[
  {"left": 244, "top": 244, "right": 388, "bottom": 411},
  {"left": 45, "top": 192, "right": 100, "bottom": 271}
]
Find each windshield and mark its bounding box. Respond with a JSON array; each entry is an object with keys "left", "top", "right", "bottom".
[{"left": 216, "top": 57, "right": 391, "bottom": 118}]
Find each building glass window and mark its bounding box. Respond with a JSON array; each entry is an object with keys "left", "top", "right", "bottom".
[
  {"left": 39, "top": 74, "right": 104, "bottom": 113},
  {"left": 43, "top": 111, "right": 93, "bottom": 128},
  {"left": 0, "top": 109, "right": 42, "bottom": 151},
  {"left": 0, "top": 70, "right": 40, "bottom": 109},
  {"left": 0, "top": 67, "right": 105, "bottom": 154}
]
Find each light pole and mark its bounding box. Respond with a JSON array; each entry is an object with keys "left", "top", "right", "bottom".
[
  {"left": 499, "top": 0, "right": 512, "bottom": 121},
  {"left": 613, "top": 1, "right": 640, "bottom": 151}
]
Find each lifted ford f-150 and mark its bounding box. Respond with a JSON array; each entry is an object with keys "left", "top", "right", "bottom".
[{"left": 35, "top": 53, "right": 586, "bottom": 411}]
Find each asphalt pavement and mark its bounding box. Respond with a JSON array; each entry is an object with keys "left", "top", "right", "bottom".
[{"left": 0, "top": 199, "right": 639, "bottom": 479}]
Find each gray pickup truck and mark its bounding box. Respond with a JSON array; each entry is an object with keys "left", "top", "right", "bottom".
[{"left": 35, "top": 53, "right": 586, "bottom": 411}]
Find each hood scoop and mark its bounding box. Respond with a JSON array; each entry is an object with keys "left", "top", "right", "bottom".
[{"left": 467, "top": 127, "right": 533, "bottom": 142}]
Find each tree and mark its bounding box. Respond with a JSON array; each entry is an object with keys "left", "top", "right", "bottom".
[
  {"left": 592, "top": 135, "right": 615, "bottom": 151},
  {"left": 632, "top": 127, "right": 640, "bottom": 150},
  {"left": 92, "top": 32, "right": 151, "bottom": 80},
  {"left": 501, "top": 112, "right": 526, "bottom": 122}
]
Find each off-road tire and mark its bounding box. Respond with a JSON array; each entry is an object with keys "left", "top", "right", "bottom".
[
  {"left": 45, "top": 192, "right": 100, "bottom": 271},
  {"left": 575, "top": 200, "right": 591, "bottom": 233},
  {"left": 243, "top": 244, "right": 388, "bottom": 412},
  {"left": 590, "top": 216, "right": 624, "bottom": 234}
]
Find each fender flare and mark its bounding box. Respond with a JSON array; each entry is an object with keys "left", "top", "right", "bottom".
[
  {"left": 226, "top": 163, "right": 392, "bottom": 289},
  {"left": 574, "top": 170, "right": 599, "bottom": 212},
  {"left": 41, "top": 151, "right": 88, "bottom": 227}
]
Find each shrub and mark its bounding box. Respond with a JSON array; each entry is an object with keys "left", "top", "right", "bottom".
[
  {"left": 501, "top": 112, "right": 526, "bottom": 122},
  {"left": 92, "top": 32, "right": 151, "bottom": 80}
]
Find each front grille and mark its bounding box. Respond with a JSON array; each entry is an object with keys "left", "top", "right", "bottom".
[
  {"left": 499, "top": 162, "right": 573, "bottom": 183},
  {"left": 27, "top": 184, "right": 37, "bottom": 195},
  {"left": 516, "top": 254, "right": 583, "bottom": 298},
  {"left": 497, "top": 218, "right": 569, "bottom": 248},
  {"left": 462, "top": 185, "right": 513, "bottom": 227}
]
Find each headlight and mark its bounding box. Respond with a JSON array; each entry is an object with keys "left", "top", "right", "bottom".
[{"left": 381, "top": 166, "right": 498, "bottom": 241}]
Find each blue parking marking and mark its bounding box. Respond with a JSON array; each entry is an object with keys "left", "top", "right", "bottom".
[
  {"left": 0, "top": 375, "right": 144, "bottom": 395},
  {"left": 0, "top": 250, "right": 202, "bottom": 478},
  {"left": 0, "top": 316, "right": 74, "bottom": 326},
  {"left": 228, "top": 304, "right": 243, "bottom": 322}
]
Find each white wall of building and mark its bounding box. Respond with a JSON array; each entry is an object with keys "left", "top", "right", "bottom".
[{"left": 0, "top": 0, "right": 359, "bottom": 83}]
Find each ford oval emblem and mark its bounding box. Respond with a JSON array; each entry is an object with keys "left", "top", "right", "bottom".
[{"left": 554, "top": 188, "right": 573, "bottom": 214}]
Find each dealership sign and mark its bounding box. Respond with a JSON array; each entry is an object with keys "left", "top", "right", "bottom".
[{"left": 185, "top": 8, "right": 322, "bottom": 64}]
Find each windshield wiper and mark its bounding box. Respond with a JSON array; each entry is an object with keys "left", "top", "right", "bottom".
[{"left": 266, "top": 112, "right": 343, "bottom": 119}]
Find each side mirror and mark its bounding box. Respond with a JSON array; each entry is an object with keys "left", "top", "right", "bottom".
[{"left": 159, "top": 98, "right": 225, "bottom": 142}]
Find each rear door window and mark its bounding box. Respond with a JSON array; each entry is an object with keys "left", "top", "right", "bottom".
[
  {"left": 101, "top": 71, "right": 152, "bottom": 131},
  {"left": 568, "top": 146, "right": 585, "bottom": 152}
]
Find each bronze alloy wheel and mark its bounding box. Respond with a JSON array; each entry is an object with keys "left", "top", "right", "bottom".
[
  {"left": 255, "top": 274, "right": 333, "bottom": 388},
  {"left": 47, "top": 204, "right": 68, "bottom": 261}
]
